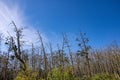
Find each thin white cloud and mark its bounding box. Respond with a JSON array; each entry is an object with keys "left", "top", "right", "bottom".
[{"left": 0, "top": 0, "right": 47, "bottom": 46}]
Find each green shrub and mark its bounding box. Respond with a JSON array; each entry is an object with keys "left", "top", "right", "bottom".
[
  {"left": 14, "top": 69, "right": 38, "bottom": 80},
  {"left": 47, "top": 67, "right": 74, "bottom": 80},
  {"left": 92, "top": 73, "right": 116, "bottom": 80},
  {"left": 80, "top": 76, "right": 91, "bottom": 80}
]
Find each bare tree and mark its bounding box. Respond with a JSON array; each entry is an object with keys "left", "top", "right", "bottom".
[
  {"left": 62, "top": 34, "right": 74, "bottom": 74},
  {"left": 76, "top": 32, "right": 91, "bottom": 77},
  {"left": 5, "top": 21, "right": 27, "bottom": 71},
  {"left": 37, "top": 31, "right": 48, "bottom": 80}
]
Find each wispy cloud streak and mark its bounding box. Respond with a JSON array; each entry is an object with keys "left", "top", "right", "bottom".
[{"left": 0, "top": 0, "right": 47, "bottom": 45}]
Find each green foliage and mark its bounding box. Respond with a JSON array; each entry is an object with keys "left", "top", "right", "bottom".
[
  {"left": 80, "top": 76, "right": 91, "bottom": 80},
  {"left": 64, "top": 69, "right": 74, "bottom": 80},
  {"left": 14, "top": 69, "right": 38, "bottom": 80},
  {"left": 47, "top": 67, "right": 74, "bottom": 80},
  {"left": 92, "top": 73, "right": 117, "bottom": 80}
]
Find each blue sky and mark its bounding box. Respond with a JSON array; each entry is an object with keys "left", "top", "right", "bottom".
[{"left": 1, "top": 0, "right": 120, "bottom": 49}]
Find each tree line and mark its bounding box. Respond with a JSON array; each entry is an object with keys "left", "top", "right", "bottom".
[{"left": 0, "top": 21, "right": 120, "bottom": 80}]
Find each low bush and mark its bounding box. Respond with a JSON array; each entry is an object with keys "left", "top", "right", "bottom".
[
  {"left": 14, "top": 69, "right": 38, "bottom": 80},
  {"left": 47, "top": 67, "right": 74, "bottom": 80},
  {"left": 92, "top": 73, "right": 117, "bottom": 80}
]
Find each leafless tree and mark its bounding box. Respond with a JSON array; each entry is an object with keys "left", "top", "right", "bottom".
[
  {"left": 76, "top": 32, "right": 91, "bottom": 77},
  {"left": 37, "top": 31, "right": 48, "bottom": 80}
]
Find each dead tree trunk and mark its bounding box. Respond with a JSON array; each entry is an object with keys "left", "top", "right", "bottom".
[{"left": 37, "top": 31, "right": 47, "bottom": 80}]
